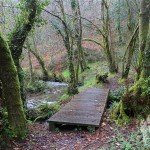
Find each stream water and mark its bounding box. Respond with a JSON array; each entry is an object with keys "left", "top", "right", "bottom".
[{"left": 27, "top": 81, "right": 68, "bottom": 109}]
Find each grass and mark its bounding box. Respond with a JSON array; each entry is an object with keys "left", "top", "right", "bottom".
[
  {"left": 79, "top": 77, "right": 97, "bottom": 91},
  {"left": 78, "top": 62, "right": 108, "bottom": 91},
  {"left": 62, "top": 69, "right": 70, "bottom": 79},
  {"left": 61, "top": 61, "right": 109, "bottom": 91},
  {"left": 58, "top": 93, "right": 71, "bottom": 104}
]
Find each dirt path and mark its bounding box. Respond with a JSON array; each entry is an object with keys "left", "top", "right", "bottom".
[{"left": 11, "top": 111, "right": 138, "bottom": 150}]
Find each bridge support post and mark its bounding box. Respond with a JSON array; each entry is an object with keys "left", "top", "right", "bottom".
[{"left": 49, "top": 123, "right": 56, "bottom": 131}]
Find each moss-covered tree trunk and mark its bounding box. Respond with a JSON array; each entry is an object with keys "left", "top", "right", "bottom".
[
  {"left": 112, "top": 0, "right": 150, "bottom": 124},
  {"left": 76, "top": 0, "right": 88, "bottom": 73},
  {"left": 60, "top": 1, "right": 78, "bottom": 95},
  {"left": 0, "top": 80, "right": 3, "bottom": 106},
  {"left": 27, "top": 48, "right": 34, "bottom": 82},
  {"left": 0, "top": 33, "right": 26, "bottom": 137},
  {"left": 28, "top": 46, "right": 49, "bottom": 81},
  {"left": 121, "top": 0, "right": 139, "bottom": 79},
  {"left": 122, "top": 25, "right": 139, "bottom": 79},
  {"left": 115, "top": 0, "right": 122, "bottom": 43},
  {"left": 8, "top": 0, "right": 37, "bottom": 106},
  {"left": 137, "top": 0, "right": 150, "bottom": 79},
  {"left": 101, "top": 0, "right": 118, "bottom": 73},
  {"left": 71, "top": 0, "right": 81, "bottom": 83},
  {"left": 121, "top": 41, "right": 136, "bottom": 79},
  {"left": 67, "top": 42, "right": 78, "bottom": 95},
  {"left": 142, "top": 33, "right": 150, "bottom": 78}
]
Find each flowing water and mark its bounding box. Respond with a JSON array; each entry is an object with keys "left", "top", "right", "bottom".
[{"left": 27, "top": 81, "right": 68, "bottom": 109}]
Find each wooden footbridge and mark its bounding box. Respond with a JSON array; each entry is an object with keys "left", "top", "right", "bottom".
[{"left": 48, "top": 88, "right": 109, "bottom": 131}]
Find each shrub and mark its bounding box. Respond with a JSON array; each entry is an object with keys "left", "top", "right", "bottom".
[
  {"left": 34, "top": 103, "right": 60, "bottom": 121},
  {"left": 108, "top": 86, "right": 126, "bottom": 107},
  {"left": 107, "top": 129, "right": 145, "bottom": 150},
  {"left": 27, "top": 103, "right": 60, "bottom": 122},
  {"left": 26, "top": 80, "right": 47, "bottom": 93}
]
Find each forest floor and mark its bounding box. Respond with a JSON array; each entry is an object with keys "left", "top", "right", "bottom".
[
  {"left": 12, "top": 111, "right": 139, "bottom": 150},
  {"left": 7, "top": 75, "right": 143, "bottom": 150}
]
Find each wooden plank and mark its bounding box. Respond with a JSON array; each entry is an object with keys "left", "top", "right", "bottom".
[
  {"left": 48, "top": 88, "right": 109, "bottom": 130},
  {"left": 49, "top": 109, "right": 102, "bottom": 126}
]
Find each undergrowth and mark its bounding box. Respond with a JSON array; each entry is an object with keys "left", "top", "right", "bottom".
[
  {"left": 107, "top": 129, "right": 146, "bottom": 150},
  {"left": 27, "top": 93, "right": 71, "bottom": 122},
  {"left": 0, "top": 108, "right": 18, "bottom": 148},
  {"left": 26, "top": 80, "right": 47, "bottom": 93}
]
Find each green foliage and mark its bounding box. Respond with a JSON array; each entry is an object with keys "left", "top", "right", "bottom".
[
  {"left": 79, "top": 77, "right": 96, "bottom": 91},
  {"left": 63, "top": 62, "right": 108, "bottom": 92},
  {"left": 27, "top": 93, "right": 70, "bottom": 122},
  {"left": 141, "top": 122, "right": 150, "bottom": 149},
  {"left": 0, "top": 108, "right": 20, "bottom": 148},
  {"left": 51, "top": 72, "right": 65, "bottom": 82},
  {"left": 108, "top": 86, "right": 126, "bottom": 104},
  {"left": 71, "top": 0, "right": 77, "bottom": 10},
  {"left": 34, "top": 0, "right": 50, "bottom": 27},
  {"left": 87, "top": 126, "right": 95, "bottom": 134},
  {"left": 96, "top": 72, "right": 108, "bottom": 83},
  {"left": 129, "top": 76, "right": 150, "bottom": 98},
  {"left": 144, "top": 134, "right": 150, "bottom": 149},
  {"left": 111, "top": 76, "right": 150, "bottom": 125},
  {"left": 10, "top": 0, "right": 50, "bottom": 38},
  {"left": 108, "top": 101, "right": 120, "bottom": 112},
  {"left": 34, "top": 103, "right": 60, "bottom": 122},
  {"left": 27, "top": 103, "right": 60, "bottom": 121},
  {"left": 139, "top": 76, "right": 150, "bottom": 97},
  {"left": 55, "top": 127, "right": 60, "bottom": 133},
  {"left": 111, "top": 100, "right": 130, "bottom": 126},
  {"left": 58, "top": 94, "right": 70, "bottom": 104},
  {"left": 74, "top": 126, "right": 82, "bottom": 131},
  {"left": 62, "top": 69, "right": 70, "bottom": 79},
  {"left": 107, "top": 129, "right": 145, "bottom": 150},
  {"left": 26, "top": 80, "right": 47, "bottom": 93}
]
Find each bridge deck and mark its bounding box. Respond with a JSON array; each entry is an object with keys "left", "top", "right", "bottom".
[{"left": 48, "top": 88, "right": 109, "bottom": 130}]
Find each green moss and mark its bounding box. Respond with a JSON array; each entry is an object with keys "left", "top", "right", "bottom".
[
  {"left": 108, "top": 72, "right": 117, "bottom": 78},
  {"left": 118, "top": 78, "right": 126, "bottom": 84},
  {"left": 79, "top": 77, "right": 96, "bottom": 91},
  {"left": 62, "top": 69, "right": 70, "bottom": 79},
  {"left": 111, "top": 100, "right": 130, "bottom": 126},
  {"left": 111, "top": 76, "right": 150, "bottom": 125},
  {"left": 0, "top": 33, "right": 26, "bottom": 138}
]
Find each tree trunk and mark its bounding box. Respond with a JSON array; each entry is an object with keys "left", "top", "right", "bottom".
[
  {"left": 122, "top": 25, "right": 139, "bottom": 79},
  {"left": 137, "top": 0, "right": 150, "bottom": 80},
  {"left": 126, "top": 0, "right": 136, "bottom": 34},
  {"left": 101, "top": 0, "right": 118, "bottom": 73},
  {"left": 142, "top": 32, "right": 150, "bottom": 78},
  {"left": 112, "top": 0, "right": 150, "bottom": 124},
  {"left": 121, "top": 41, "right": 136, "bottom": 79},
  {"left": 0, "top": 33, "right": 26, "bottom": 137},
  {"left": 27, "top": 48, "right": 34, "bottom": 82},
  {"left": 8, "top": 0, "right": 37, "bottom": 106},
  {"left": 0, "top": 1, "right": 5, "bottom": 31},
  {"left": 60, "top": 1, "right": 78, "bottom": 95},
  {"left": 71, "top": 0, "right": 82, "bottom": 82},
  {"left": 0, "top": 80, "right": 3, "bottom": 106},
  {"left": 71, "top": 0, "right": 88, "bottom": 79},
  {"left": 28, "top": 47, "right": 50, "bottom": 81},
  {"left": 117, "top": 0, "right": 122, "bottom": 43},
  {"left": 67, "top": 43, "right": 78, "bottom": 95}
]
